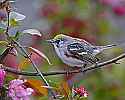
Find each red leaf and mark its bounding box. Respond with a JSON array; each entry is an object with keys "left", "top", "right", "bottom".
[{"left": 28, "top": 47, "right": 52, "bottom": 65}]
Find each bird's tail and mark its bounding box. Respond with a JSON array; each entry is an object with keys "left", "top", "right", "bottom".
[{"left": 95, "top": 44, "right": 117, "bottom": 50}]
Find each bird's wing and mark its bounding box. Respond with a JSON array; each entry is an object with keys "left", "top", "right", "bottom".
[
  {"left": 67, "top": 42, "right": 98, "bottom": 64},
  {"left": 73, "top": 38, "right": 93, "bottom": 46}
]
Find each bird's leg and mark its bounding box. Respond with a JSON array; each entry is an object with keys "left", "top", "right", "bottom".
[
  {"left": 81, "top": 63, "right": 87, "bottom": 74},
  {"left": 66, "top": 66, "right": 81, "bottom": 75},
  {"left": 83, "top": 63, "right": 87, "bottom": 68},
  {"left": 95, "top": 57, "right": 100, "bottom": 62},
  {"left": 64, "top": 66, "right": 71, "bottom": 77},
  {"left": 66, "top": 69, "right": 70, "bottom": 77},
  {"left": 115, "top": 62, "right": 120, "bottom": 64},
  {"left": 95, "top": 57, "right": 100, "bottom": 66}
]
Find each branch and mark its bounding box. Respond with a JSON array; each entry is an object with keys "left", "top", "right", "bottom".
[
  {"left": 1, "top": 0, "right": 56, "bottom": 98},
  {"left": 12, "top": 40, "right": 56, "bottom": 98},
  {"left": 0, "top": 0, "right": 13, "bottom": 63},
  {"left": 2, "top": 53, "right": 125, "bottom": 76},
  {"left": 4, "top": 0, "right": 10, "bottom": 38}
]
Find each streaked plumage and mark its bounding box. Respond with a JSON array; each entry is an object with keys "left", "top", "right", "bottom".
[{"left": 47, "top": 34, "right": 116, "bottom": 67}]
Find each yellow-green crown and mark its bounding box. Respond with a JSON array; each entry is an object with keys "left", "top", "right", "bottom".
[{"left": 54, "top": 34, "right": 65, "bottom": 40}]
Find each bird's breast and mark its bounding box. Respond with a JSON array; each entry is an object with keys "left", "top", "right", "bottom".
[{"left": 54, "top": 46, "right": 85, "bottom": 67}]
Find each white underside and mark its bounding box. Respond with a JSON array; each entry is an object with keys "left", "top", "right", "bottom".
[{"left": 54, "top": 45, "right": 86, "bottom": 67}]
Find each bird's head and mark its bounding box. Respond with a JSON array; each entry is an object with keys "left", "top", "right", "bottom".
[{"left": 47, "top": 34, "right": 71, "bottom": 48}]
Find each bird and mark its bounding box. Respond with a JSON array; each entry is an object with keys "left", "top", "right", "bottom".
[{"left": 47, "top": 34, "right": 116, "bottom": 68}]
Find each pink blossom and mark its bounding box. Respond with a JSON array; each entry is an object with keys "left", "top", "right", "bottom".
[
  {"left": 73, "top": 86, "right": 88, "bottom": 97},
  {"left": 113, "top": 6, "right": 125, "bottom": 16},
  {"left": 100, "top": 0, "right": 125, "bottom": 16},
  {"left": 8, "top": 79, "right": 34, "bottom": 100},
  {"left": 0, "top": 69, "right": 6, "bottom": 88},
  {"left": 100, "top": 0, "right": 124, "bottom": 6}
]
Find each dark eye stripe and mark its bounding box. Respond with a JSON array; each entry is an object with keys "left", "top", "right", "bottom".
[{"left": 55, "top": 39, "right": 61, "bottom": 44}]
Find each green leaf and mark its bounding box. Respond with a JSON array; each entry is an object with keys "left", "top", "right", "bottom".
[
  {"left": 10, "top": 18, "right": 19, "bottom": 27},
  {"left": 0, "top": 41, "right": 8, "bottom": 47},
  {"left": 0, "top": 28, "right": 5, "bottom": 34},
  {"left": 14, "top": 31, "right": 22, "bottom": 40}
]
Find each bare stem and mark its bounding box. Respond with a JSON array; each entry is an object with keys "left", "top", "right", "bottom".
[
  {"left": 12, "top": 40, "right": 56, "bottom": 98},
  {"left": 4, "top": 0, "right": 10, "bottom": 38},
  {"left": 2, "top": 53, "right": 125, "bottom": 76},
  {"left": 1, "top": 0, "right": 56, "bottom": 98},
  {"left": 0, "top": 0, "right": 13, "bottom": 64}
]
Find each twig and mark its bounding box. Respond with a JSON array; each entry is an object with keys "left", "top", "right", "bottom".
[
  {"left": 12, "top": 40, "right": 56, "bottom": 99},
  {"left": 1, "top": 0, "right": 124, "bottom": 99},
  {"left": 4, "top": 0, "right": 10, "bottom": 38},
  {"left": 0, "top": 0, "right": 13, "bottom": 64},
  {"left": 1, "top": 0, "right": 56, "bottom": 98},
  {"left": 1, "top": 1, "right": 54, "bottom": 97},
  {"left": 2, "top": 53, "right": 125, "bottom": 76}
]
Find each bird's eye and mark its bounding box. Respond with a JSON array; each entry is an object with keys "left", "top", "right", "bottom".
[
  {"left": 55, "top": 39, "right": 65, "bottom": 47},
  {"left": 56, "top": 39, "right": 61, "bottom": 44}
]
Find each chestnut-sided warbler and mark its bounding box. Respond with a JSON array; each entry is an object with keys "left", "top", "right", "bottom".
[{"left": 47, "top": 34, "right": 116, "bottom": 67}]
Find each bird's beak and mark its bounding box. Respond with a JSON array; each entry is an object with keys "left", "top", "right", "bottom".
[{"left": 46, "top": 39, "right": 55, "bottom": 44}]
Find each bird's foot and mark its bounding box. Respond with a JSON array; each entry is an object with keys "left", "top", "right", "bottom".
[
  {"left": 66, "top": 70, "right": 70, "bottom": 76},
  {"left": 81, "top": 64, "right": 87, "bottom": 75},
  {"left": 114, "top": 61, "right": 120, "bottom": 64}
]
